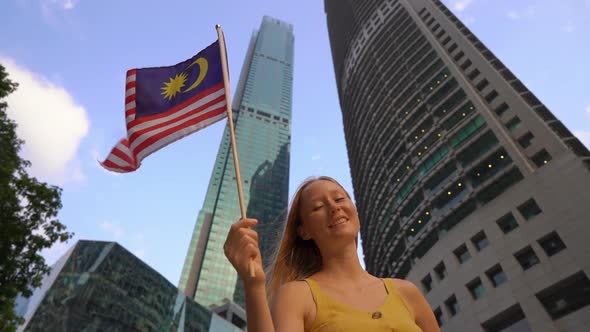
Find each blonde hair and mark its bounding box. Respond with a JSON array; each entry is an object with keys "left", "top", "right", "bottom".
[{"left": 266, "top": 176, "right": 351, "bottom": 301}]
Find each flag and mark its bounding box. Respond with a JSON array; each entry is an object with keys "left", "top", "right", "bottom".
[{"left": 100, "top": 41, "right": 227, "bottom": 173}]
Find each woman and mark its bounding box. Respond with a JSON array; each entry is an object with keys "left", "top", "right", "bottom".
[{"left": 224, "top": 176, "right": 440, "bottom": 331}]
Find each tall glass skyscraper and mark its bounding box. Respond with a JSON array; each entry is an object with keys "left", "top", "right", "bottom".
[
  {"left": 179, "top": 16, "right": 294, "bottom": 308},
  {"left": 325, "top": 0, "right": 590, "bottom": 331}
]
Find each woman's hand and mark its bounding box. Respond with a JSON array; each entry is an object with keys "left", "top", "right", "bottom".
[{"left": 224, "top": 218, "right": 266, "bottom": 288}]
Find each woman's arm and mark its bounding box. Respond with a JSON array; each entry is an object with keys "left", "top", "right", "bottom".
[
  {"left": 394, "top": 279, "right": 441, "bottom": 332},
  {"left": 224, "top": 219, "right": 274, "bottom": 332},
  {"left": 225, "top": 219, "right": 309, "bottom": 331},
  {"left": 270, "top": 281, "right": 310, "bottom": 332}
]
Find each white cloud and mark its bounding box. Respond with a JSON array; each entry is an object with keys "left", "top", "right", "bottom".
[
  {"left": 561, "top": 21, "right": 575, "bottom": 33},
  {"left": 311, "top": 154, "right": 321, "bottom": 161},
  {"left": 507, "top": 10, "right": 520, "bottom": 20},
  {"left": 507, "top": 6, "right": 536, "bottom": 20},
  {"left": 100, "top": 222, "right": 125, "bottom": 239},
  {"left": 2, "top": 57, "right": 90, "bottom": 185},
  {"left": 39, "top": 0, "right": 80, "bottom": 27},
  {"left": 450, "top": 0, "right": 473, "bottom": 12},
  {"left": 43, "top": 0, "right": 79, "bottom": 10},
  {"left": 574, "top": 131, "right": 590, "bottom": 148},
  {"left": 463, "top": 16, "right": 476, "bottom": 25},
  {"left": 60, "top": 0, "right": 79, "bottom": 10}
]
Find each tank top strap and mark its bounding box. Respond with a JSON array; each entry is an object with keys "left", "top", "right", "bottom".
[
  {"left": 303, "top": 278, "right": 332, "bottom": 330},
  {"left": 383, "top": 278, "right": 415, "bottom": 321},
  {"left": 303, "top": 278, "right": 323, "bottom": 308}
]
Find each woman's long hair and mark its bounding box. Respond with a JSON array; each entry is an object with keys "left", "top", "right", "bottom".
[{"left": 265, "top": 176, "right": 351, "bottom": 301}]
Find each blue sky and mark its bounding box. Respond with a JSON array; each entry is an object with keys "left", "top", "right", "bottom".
[{"left": 1, "top": 0, "right": 589, "bottom": 286}]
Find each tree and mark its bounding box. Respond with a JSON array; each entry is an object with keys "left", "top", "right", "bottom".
[{"left": 0, "top": 63, "right": 73, "bottom": 331}]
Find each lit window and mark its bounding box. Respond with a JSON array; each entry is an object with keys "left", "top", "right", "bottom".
[{"left": 531, "top": 149, "right": 552, "bottom": 167}]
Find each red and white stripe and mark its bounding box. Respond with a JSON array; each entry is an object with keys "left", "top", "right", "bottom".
[{"left": 100, "top": 69, "right": 228, "bottom": 173}]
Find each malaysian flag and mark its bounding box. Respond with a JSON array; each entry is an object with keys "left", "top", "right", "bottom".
[{"left": 100, "top": 41, "right": 227, "bottom": 172}]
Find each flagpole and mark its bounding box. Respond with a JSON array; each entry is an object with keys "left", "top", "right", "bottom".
[{"left": 216, "top": 24, "right": 256, "bottom": 278}]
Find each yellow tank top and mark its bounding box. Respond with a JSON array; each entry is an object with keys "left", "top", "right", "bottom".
[{"left": 304, "top": 278, "right": 423, "bottom": 332}]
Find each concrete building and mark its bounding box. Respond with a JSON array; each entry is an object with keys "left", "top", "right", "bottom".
[{"left": 324, "top": 0, "right": 590, "bottom": 331}]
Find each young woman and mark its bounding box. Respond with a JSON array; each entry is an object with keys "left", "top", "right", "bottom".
[{"left": 224, "top": 176, "right": 440, "bottom": 331}]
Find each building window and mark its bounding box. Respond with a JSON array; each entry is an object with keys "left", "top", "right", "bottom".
[
  {"left": 445, "top": 295, "right": 460, "bottom": 316},
  {"left": 494, "top": 102, "right": 509, "bottom": 116},
  {"left": 485, "top": 90, "right": 499, "bottom": 103},
  {"left": 448, "top": 43, "right": 458, "bottom": 52},
  {"left": 434, "top": 307, "right": 444, "bottom": 326},
  {"left": 486, "top": 264, "right": 507, "bottom": 287},
  {"left": 471, "top": 231, "right": 489, "bottom": 251},
  {"left": 435, "top": 261, "right": 447, "bottom": 281},
  {"left": 538, "top": 232, "right": 567, "bottom": 256},
  {"left": 481, "top": 304, "right": 531, "bottom": 332},
  {"left": 536, "top": 271, "right": 590, "bottom": 320},
  {"left": 476, "top": 79, "right": 489, "bottom": 91},
  {"left": 468, "top": 68, "right": 480, "bottom": 80},
  {"left": 496, "top": 212, "right": 518, "bottom": 233},
  {"left": 518, "top": 132, "right": 534, "bottom": 148},
  {"left": 454, "top": 244, "right": 471, "bottom": 264},
  {"left": 514, "top": 246, "right": 540, "bottom": 270},
  {"left": 531, "top": 149, "right": 552, "bottom": 167},
  {"left": 467, "top": 277, "right": 486, "bottom": 300},
  {"left": 422, "top": 274, "right": 433, "bottom": 293},
  {"left": 505, "top": 116, "right": 522, "bottom": 132},
  {"left": 517, "top": 198, "right": 542, "bottom": 220},
  {"left": 460, "top": 59, "right": 472, "bottom": 70}
]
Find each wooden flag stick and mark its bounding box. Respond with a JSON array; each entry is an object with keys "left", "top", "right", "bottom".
[{"left": 216, "top": 24, "right": 256, "bottom": 278}]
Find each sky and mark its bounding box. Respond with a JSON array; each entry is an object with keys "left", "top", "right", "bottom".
[{"left": 1, "top": 0, "right": 589, "bottom": 287}]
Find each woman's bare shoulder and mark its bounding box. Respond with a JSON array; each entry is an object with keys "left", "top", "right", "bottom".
[
  {"left": 273, "top": 280, "right": 315, "bottom": 308},
  {"left": 272, "top": 280, "right": 316, "bottom": 331},
  {"left": 390, "top": 278, "right": 420, "bottom": 292}
]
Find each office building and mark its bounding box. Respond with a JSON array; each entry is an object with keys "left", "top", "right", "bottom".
[
  {"left": 325, "top": 0, "right": 590, "bottom": 330},
  {"left": 16, "top": 240, "right": 243, "bottom": 332},
  {"left": 179, "top": 16, "right": 294, "bottom": 308}
]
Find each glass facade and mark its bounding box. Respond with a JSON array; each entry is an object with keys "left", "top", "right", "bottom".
[
  {"left": 178, "top": 16, "right": 294, "bottom": 307},
  {"left": 17, "top": 240, "right": 227, "bottom": 332}
]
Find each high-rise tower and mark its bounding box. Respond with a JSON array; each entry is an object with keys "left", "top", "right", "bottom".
[
  {"left": 325, "top": 1, "right": 590, "bottom": 331},
  {"left": 179, "top": 16, "right": 294, "bottom": 308}
]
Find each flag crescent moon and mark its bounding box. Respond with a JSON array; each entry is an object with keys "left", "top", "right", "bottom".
[{"left": 183, "top": 57, "right": 208, "bottom": 93}]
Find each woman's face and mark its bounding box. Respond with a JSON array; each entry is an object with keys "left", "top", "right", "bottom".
[{"left": 297, "top": 180, "right": 360, "bottom": 246}]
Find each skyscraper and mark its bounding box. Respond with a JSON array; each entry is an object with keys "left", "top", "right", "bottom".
[
  {"left": 325, "top": 0, "right": 590, "bottom": 331},
  {"left": 179, "top": 16, "right": 294, "bottom": 308}
]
